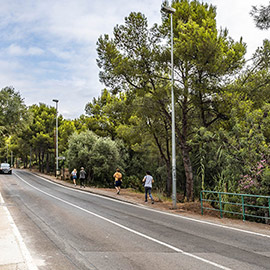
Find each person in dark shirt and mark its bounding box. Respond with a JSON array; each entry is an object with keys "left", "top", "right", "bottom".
[{"left": 79, "top": 167, "right": 86, "bottom": 188}]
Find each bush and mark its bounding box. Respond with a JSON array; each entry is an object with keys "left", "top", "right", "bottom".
[
  {"left": 66, "top": 130, "right": 124, "bottom": 186},
  {"left": 122, "top": 175, "right": 144, "bottom": 192}
]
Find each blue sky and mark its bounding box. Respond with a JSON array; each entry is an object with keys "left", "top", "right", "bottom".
[{"left": 0, "top": 0, "right": 269, "bottom": 119}]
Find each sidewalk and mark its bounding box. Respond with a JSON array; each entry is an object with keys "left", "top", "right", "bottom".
[{"left": 0, "top": 193, "right": 38, "bottom": 270}]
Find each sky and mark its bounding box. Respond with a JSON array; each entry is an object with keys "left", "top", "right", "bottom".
[{"left": 0, "top": 0, "right": 269, "bottom": 119}]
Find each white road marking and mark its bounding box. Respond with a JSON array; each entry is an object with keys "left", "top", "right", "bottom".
[
  {"left": 14, "top": 171, "right": 231, "bottom": 270},
  {"left": 24, "top": 171, "right": 270, "bottom": 239},
  {"left": 0, "top": 192, "right": 39, "bottom": 270}
]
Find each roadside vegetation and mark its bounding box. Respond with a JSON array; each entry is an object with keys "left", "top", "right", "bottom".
[{"left": 1, "top": 1, "right": 270, "bottom": 220}]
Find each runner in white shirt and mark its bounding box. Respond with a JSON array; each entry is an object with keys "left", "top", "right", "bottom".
[{"left": 142, "top": 171, "right": 154, "bottom": 204}]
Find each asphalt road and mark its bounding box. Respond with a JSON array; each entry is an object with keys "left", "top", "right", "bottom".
[{"left": 0, "top": 170, "right": 270, "bottom": 270}]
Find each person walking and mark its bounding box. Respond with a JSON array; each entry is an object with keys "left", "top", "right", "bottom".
[
  {"left": 71, "top": 168, "right": 77, "bottom": 186},
  {"left": 79, "top": 167, "right": 86, "bottom": 188},
  {"left": 142, "top": 171, "right": 154, "bottom": 204},
  {"left": 113, "top": 168, "right": 122, "bottom": 194}
]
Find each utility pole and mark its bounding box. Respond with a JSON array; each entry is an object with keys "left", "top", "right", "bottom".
[
  {"left": 52, "top": 99, "right": 59, "bottom": 176},
  {"left": 161, "top": 4, "right": 177, "bottom": 208}
]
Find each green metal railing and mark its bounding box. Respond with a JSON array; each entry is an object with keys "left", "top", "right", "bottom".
[{"left": 200, "top": 190, "right": 270, "bottom": 222}]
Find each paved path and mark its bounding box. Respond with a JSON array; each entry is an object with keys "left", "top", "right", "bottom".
[{"left": 0, "top": 191, "right": 37, "bottom": 270}]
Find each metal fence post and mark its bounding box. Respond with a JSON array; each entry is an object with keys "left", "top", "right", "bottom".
[
  {"left": 268, "top": 198, "right": 270, "bottom": 220},
  {"left": 200, "top": 191, "right": 203, "bottom": 215},
  {"left": 241, "top": 195, "right": 245, "bottom": 221},
  {"left": 219, "top": 193, "right": 223, "bottom": 218}
]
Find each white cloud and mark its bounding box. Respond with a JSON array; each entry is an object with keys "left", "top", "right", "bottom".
[
  {"left": 6, "top": 44, "right": 44, "bottom": 56},
  {"left": 49, "top": 48, "right": 73, "bottom": 60},
  {"left": 7, "top": 44, "right": 24, "bottom": 56},
  {"left": 0, "top": 0, "right": 268, "bottom": 119},
  {"left": 28, "top": 47, "right": 44, "bottom": 56}
]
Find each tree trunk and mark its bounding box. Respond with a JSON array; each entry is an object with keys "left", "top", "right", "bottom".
[
  {"left": 41, "top": 150, "right": 45, "bottom": 173},
  {"left": 38, "top": 150, "right": 41, "bottom": 172},
  {"left": 151, "top": 126, "right": 172, "bottom": 195},
  {"left": 180, "top": 142, "right": 194, "bottom": 201},
  {"left": 35, "top": 150, "right": 38, "bottom": 168},
  {"left": 166, "top": 160, "right": 172, "bottom": 195},
  {"left": 175, "top": 87, "right": 194, "bottom": 202},
  {"left": 46, "top": 152, "right": 49, "bottom": 173}
]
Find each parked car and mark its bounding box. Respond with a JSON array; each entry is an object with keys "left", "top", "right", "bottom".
[{"left": 0, "top": 163, "right": 12, "bottom": 174}]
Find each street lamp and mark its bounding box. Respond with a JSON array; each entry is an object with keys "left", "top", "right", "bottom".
[
  {"left": 161, "top": 5, "right": 177, "bottom": 209},
  {"left": 52, "top": 99, "right": 59, "bottom": 176}
]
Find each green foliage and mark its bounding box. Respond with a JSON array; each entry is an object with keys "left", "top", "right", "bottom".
[
  {"left": 122, "top": 175, "right": 144, "bottom": 192},
  {"left": 0, "top": 87, "right": 28, "bottom": 136},
  {"left": 91, "top": 137, "right": 120, "bottom": 186},
  {"left": 223, "top": 195, "right": 242, "bottom": 218},
  {"left": 66, "top": 130, "right": 125, "bottom": 186},
  {"left": 191, "top": 94, "right": 270, "bottom": 198},
  {"left": 250, "top": 3, "right": 270, "bottom": 30},
  {"left": 261, "top": 167, "right": 270, "bottom": 194},
  {"left": 84, "top": 89, "right": 128, "bottom": 138},
  {"left": 66, "top": 130, "right": 97, "bottom": 177},
  {"left": 96, "top": 0, "right": 246, "bottom": 201},
  {"left": 0, "top": 86, "right": 28, "bottom": 157},
  {"left": 9, "top": 103, "right": 63, "bottom": 172},
  {"left": 59, "top": 119, "right": 76, "bottom": 153},
  {"left": 0, "top": 87, "right": 29, "bottom": 163}
]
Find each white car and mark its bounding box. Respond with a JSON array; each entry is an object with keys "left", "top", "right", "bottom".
[{"left": 0, "top": 163, "right": 12, "bottom": 174}]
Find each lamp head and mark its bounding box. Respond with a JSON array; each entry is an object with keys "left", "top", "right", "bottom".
[
  {"left": 161, "top": 5, "right": 176, "bottom": 14},
  {"left": 52, "top": 99, "right": 59, "bottom": 103}
]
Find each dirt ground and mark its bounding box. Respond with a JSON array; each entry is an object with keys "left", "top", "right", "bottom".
[{"left": 26, "top": 169, "right": 270, "bottom": 236}]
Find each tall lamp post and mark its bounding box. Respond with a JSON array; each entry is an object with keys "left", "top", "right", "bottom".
[
  {"left": 161, "top": 5, "right": 177, "bottom": 209},
  {"left": 52, "top": 99, "right": 59, "bottom": 176}
]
